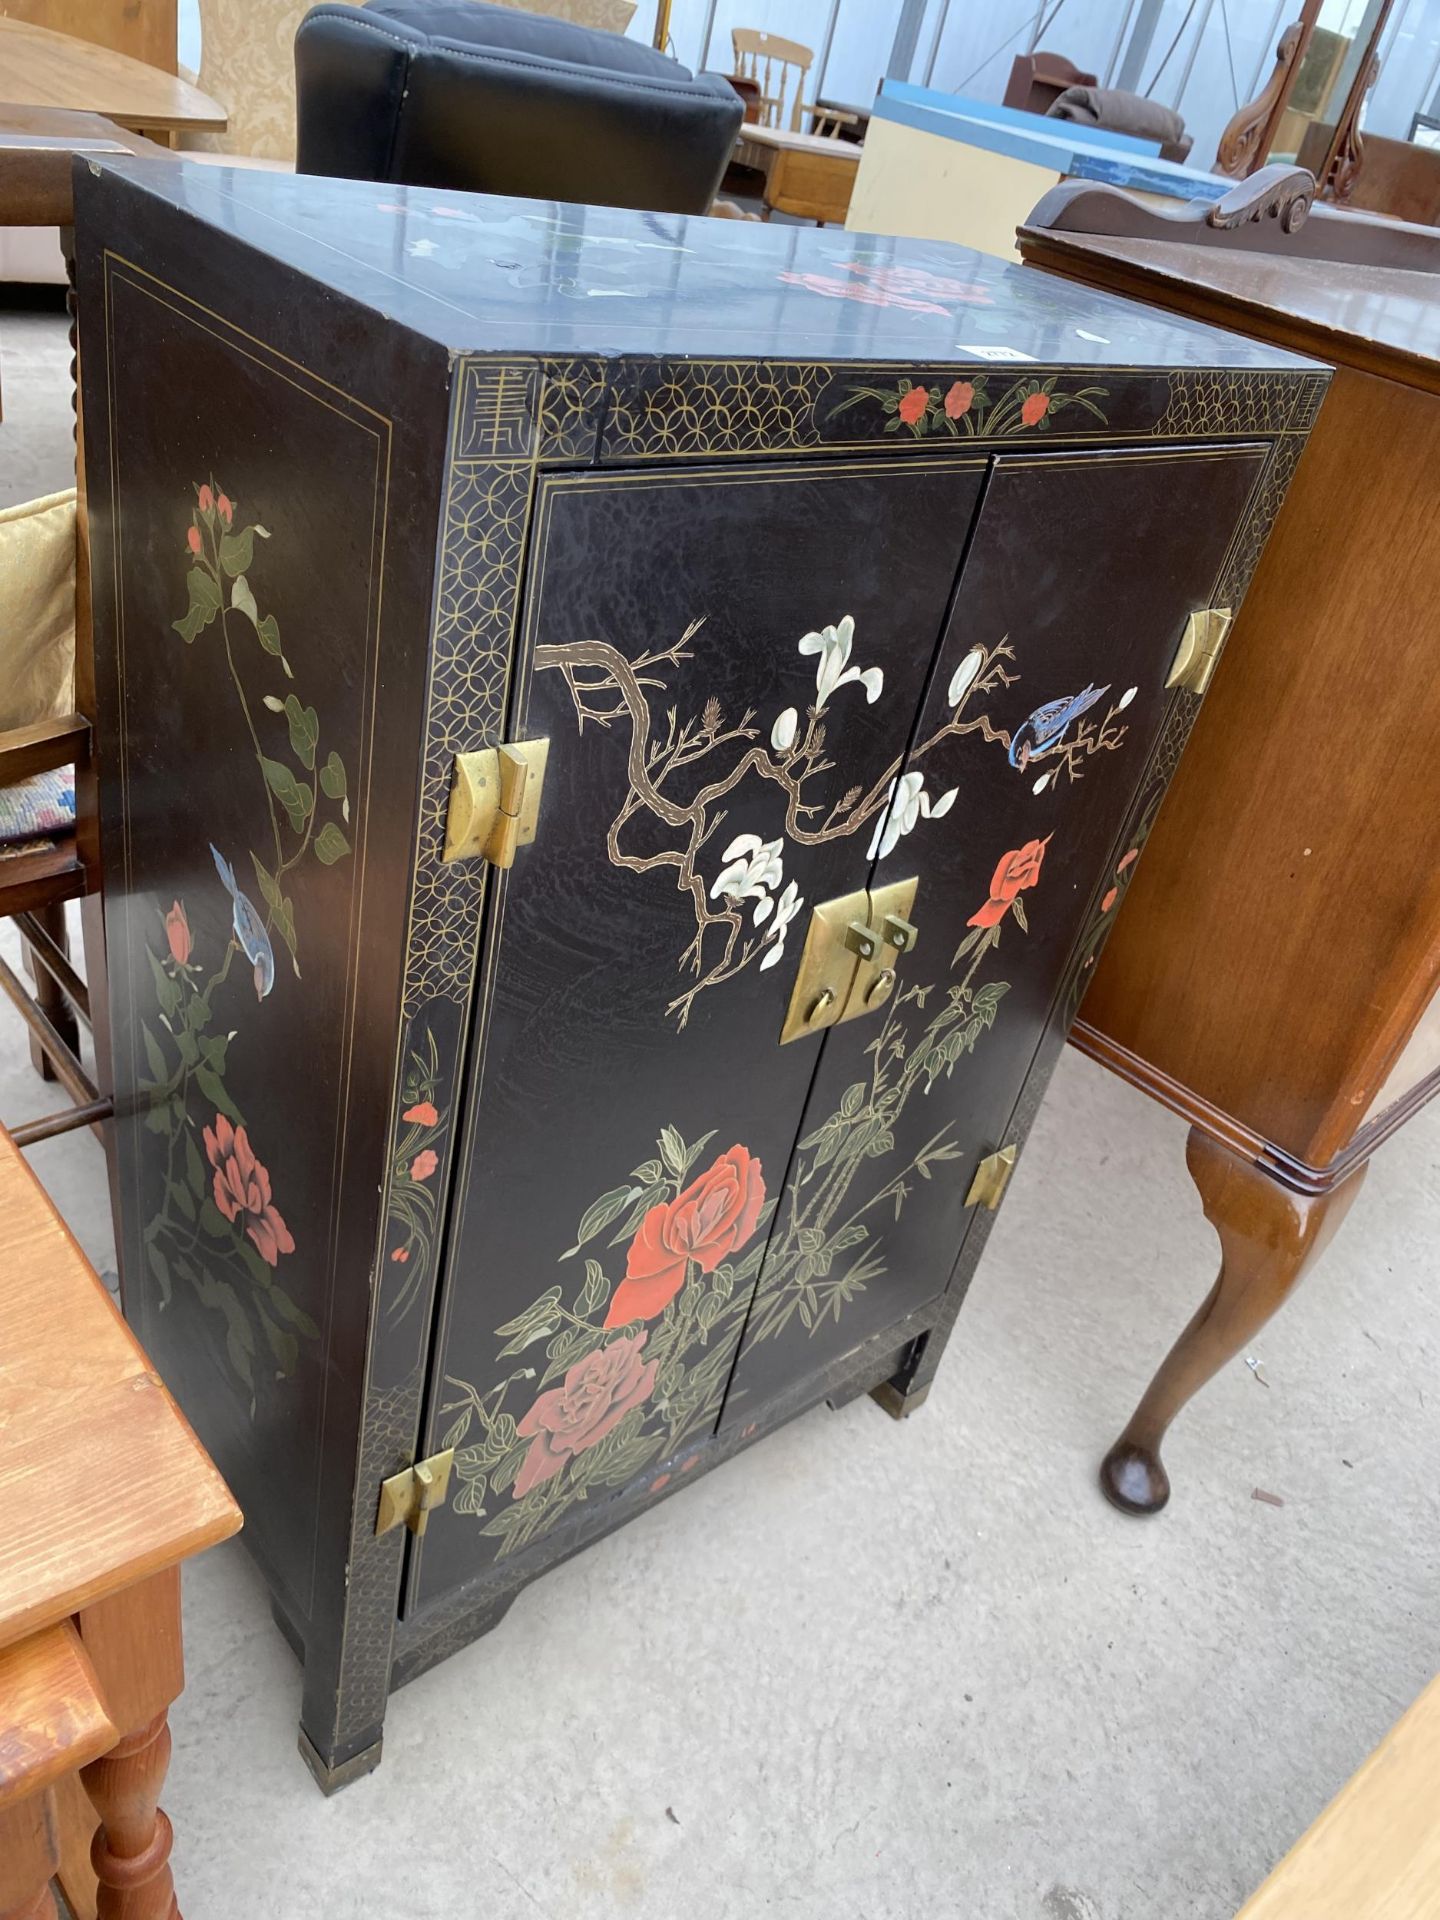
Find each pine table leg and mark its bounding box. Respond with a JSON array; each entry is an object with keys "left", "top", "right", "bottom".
[
  {"left": 81, "top": 1715, "right": 177, "bottom": 1920},
  {"left": 74, "top": 1568, "right": 186, "bottom": 1920}
]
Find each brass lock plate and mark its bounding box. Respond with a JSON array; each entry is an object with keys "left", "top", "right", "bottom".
[
  {"left": 844, "top": 875, "right": 919, "bottom": 1022},
  {"left": 1165, "top": 606, "right": 1233, "bottom": 696},
  {"left": 375, "top": 1447, "right": 455, "bottom": 1538},
  {"left": 443, "top": 738, "right": 549, "bottom": 867},
  {"left": 965, "top": 1144, "right": 1017, "bottom": 1211},
  {"left": 780, "top": 877, "right": 919, "bottom": 1045},
  {"left": 778, "top": 886, "right": 870, "bottom": 1046}
]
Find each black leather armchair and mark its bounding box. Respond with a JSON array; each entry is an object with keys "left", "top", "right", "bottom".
[{"left": 294, "top": 1, "right": 744, "bottom": 214}]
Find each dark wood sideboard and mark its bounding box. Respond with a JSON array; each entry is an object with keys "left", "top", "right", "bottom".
[
  {"left": 76, "top": 157, "right": 1320, "bottom": 1787},
  {"left": 1020, "top": 173, "right": 1440, "bottom": 1516}
]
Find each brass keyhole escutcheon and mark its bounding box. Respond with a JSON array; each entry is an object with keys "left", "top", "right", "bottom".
[{"left": 779, "top": 877, "right": 919, "bottom": 1045}]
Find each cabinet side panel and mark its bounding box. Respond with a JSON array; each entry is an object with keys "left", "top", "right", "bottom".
[{"left": 75, "top": 169, "right": 446, "bottom": 1653}]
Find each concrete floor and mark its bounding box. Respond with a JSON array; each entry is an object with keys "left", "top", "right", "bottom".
[{"left": 5, "top": 300, "right": 1439, "bottom": 1920}]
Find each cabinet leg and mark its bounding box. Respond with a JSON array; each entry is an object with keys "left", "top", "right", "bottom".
[
  {"left": 24, "top": 903, "right": 79, "bottom": 1083},
  {"left": 1100, "top": 1127, "right": 1368, "bottom": 1517},
  {"left": 80, "top": 1712, "right": 178, "bottom": 1920}
]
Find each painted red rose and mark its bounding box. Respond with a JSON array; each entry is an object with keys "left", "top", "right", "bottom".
[
  {"left": 512, "top": 1331, "right": 657, "bottom": 1498},
  {"left": 1101, "top": 888, "right": 1119, "bottom": 913},
  {"left": 410, "top": 1148, "right": 438, "bottom": 1182},
  {"left": 898, "top": 385, "right": 931, "bottom": 426},
  {"left": 186, "top": 525, "right": 202, "bottom": 554},
  {"left": 605, "top": 1145, "right": 766, "bottom": 1328},
  {"left": 391, "top": 1246, "right": 409, "bottom": 1263},
  {"left": 1117, "top": 847, "right": 1139, "bottom": 873},
  {"left": 944, "top": 380, "right": 975, "bottom": 420},
  {"left": 198, "top": 484, "right": 214, "bottom": 512},
  {"left": 203, "top": 1113, "right": 295, "bottom": 1266},
  {"left": 163, "top": 900, "right": 191, "bottom": 966},
  {"left": 968, "top": 836, "right": 1051, "bottom": 929},
  {"left": 1021, "top": 392, "right": 1051, "bottom": 427},
  {"left": 403, "top": 1101, "right": 439, "bottom": 1127},
  {"left": 218, "top": 493, "right": 234, "bottom": 526}
]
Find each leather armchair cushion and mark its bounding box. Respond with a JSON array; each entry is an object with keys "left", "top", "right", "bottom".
[{"left": 295, "top": 0, "right": 744, "bottom": 213}]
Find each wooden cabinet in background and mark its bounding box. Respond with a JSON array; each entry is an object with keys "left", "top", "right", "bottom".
[
  {"left": 77, "top": 156, "right": 1320, "bottom": 1788},
  {"left": 1021, "top": 173, "right": 1440, "bottom": 1517}
]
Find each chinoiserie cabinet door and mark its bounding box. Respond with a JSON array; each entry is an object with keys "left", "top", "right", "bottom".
[
  {"left": 408, "top": 454, "right": 989, "bottom": 1609},
  {"left": 719, "top": 442, "right": 1268, "bottom": 1420}
]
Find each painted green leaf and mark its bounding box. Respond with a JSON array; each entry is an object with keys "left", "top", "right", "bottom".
[
  {"left": 231, "top": 573, "right": 259, "bottom": 625},
  {"left": 313, "top": 821, "right": 350, "bottom": 865},
  {"left": 319, "top": 750, "right": 347, "bottom": 801},
  {"left": 167, "top": 1179, "right": 196, "bottom": 1223},
  {"left": 560, "top": 1182, "right": 636, "bottom": 1258},
  {"left": 249, "top": 853, "right": 299, "bottom": 962},
  {"left": 199, "top": 1197, "right": 229, "bottom": 1240},
  {"left": 172, "top": 567, "right": 221, "bottom": 643},
  {"left": 1011, "top": 894, "right": 1029, "bottom": 933},
  {"left": 284, "top": 694, "right": 319, "bottom": 770},
  {"left": 579, "top": 1259, "right": 608, "bottom": 1315},
  {"left": 142, "top": 1022, "right": 166, "bottom": 1081},
  {"left": 266, "top": 1288, "right": 320, "bottom": 1340},
  {"left": 259, "top": 1312, "right": 299, "bottom": 1378},
  {"left": 261, "top": 756, "right": 312, "bottom": 833},
  {"left": 146, "top": 947, "right": 181, "bottom": 1019},
  {"left": 184, "top": 1128, "right": 207, "bottom": 1198},
  {"left": 659, "top": 1125, "right": 687, "bottom": 1180},
  {"left": 219, "top": 522, "right": 268, "bottom": 577},
  {"left": 146, "top": 1240, "right": 172, "bottom": 1306},
  {"left": 256, "top": 613, "right": 282, "bottom": 658},
  {"left": 195, "top": 1062, "right": 243, "bottom": 1125}
]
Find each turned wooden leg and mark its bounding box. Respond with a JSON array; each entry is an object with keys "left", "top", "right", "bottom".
[
  {"left": 1100, "top": 1127, "right": 1369, "bottom": 1517},
  {"left": 0, "top": 1798, "right": 61, "bottom": 1920},
  {"left": 81, "top": 1713, "right": 177, "bottom": 1920},
  {"left": 24, "top": 904, "right": 80, "bottom": 1084}
]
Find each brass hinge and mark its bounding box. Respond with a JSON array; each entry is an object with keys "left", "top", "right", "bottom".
[
  {"left": 965, "top": 1144, "right": 1017, "bottom": 1211},
  {"left": 375, "top": 1448, "right": 455, "bottom": 1538},
  {"left": 442, "top": 738, "right": 550, "bottom": 867},
  {"left": 1166, "top": 606, "right": 1233, "bottom": 696},
  {"left": 779, "top": 876, "right": 919, "bottom": 1046}
]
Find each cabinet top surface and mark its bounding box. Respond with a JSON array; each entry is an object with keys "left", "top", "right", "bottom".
[
  {"left": 83, "top": 157, "right": 1316, "bottom": 373},
  {"left": 1026, "top": 229, "right": 1440, "bottom": 381}
]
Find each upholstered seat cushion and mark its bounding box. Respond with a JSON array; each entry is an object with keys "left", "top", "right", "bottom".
[
  {"left": 0, "top": 766, "right": 76, "bottom": 847},
  {"left": 0, "top": 487, "right": 76, "bottom": 730}
]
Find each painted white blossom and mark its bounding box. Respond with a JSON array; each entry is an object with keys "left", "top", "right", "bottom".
[
  {"left": 710, "top": 833, "right": 785, "bottom": 913},
  {"left": 947, "top": 646, "right": 985, "bottom": 708},
  {"left": 1116, "top": 685, "right": 1137, "bottom": 711},
  {"left": 798, "top": 614, "right": 884, "bottom": 711},
  {"left": 759, "top": 880, "right": 804, "bottom": 971},
  {"left": 770, "top": 706, "right": 798, "bottom": 752},
  {"left": 1032, "top": 771, "right": 1053, "bottom": 795},
  {"left": 866, "top": 771, "right": 957, "bottom": 861}
]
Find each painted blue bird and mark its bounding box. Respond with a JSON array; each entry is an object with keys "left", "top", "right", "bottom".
[
  {"left": 211, "top": 843, "right": 275, "bottom": 1001},
  {"left": 1008, "top": 683, "right": 1110, "bottom": 771}
]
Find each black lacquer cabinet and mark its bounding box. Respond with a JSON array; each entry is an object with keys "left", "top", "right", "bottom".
[{"left": 75, "top": 157, "right": 1324, "bottom": 1789}]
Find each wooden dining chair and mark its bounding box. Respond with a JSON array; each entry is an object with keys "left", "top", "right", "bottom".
[
  {"left": 730, "top": 27, "right": 854, "bottom": 137},
  {"left": 0, "top": 109, "right": 159, "bottom": 1147}
]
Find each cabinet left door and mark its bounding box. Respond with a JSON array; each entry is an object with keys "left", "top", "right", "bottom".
[{"left": 408, "top": 453, "right": 988, "bottom": 1612}]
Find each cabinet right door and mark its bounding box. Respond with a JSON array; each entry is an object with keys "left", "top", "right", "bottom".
[{"left": 719, "top": 441, "right": 1268, "bottom": 1424}]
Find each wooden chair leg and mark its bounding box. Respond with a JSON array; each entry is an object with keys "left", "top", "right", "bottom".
[
  {"left": 23, "top": 903, "right": 80, "bottom": 1084},
  {"left": 1100, "top": 1126, "right": 1369, "bottom": 1516},
  {"left": 0, "top": 1797, "right": 61, "bottom": 1920}
]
